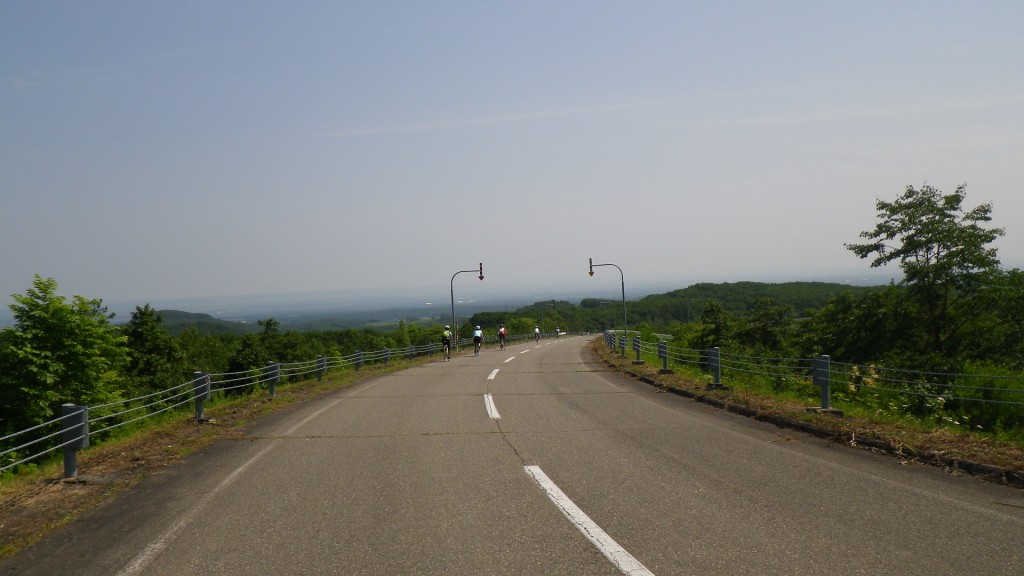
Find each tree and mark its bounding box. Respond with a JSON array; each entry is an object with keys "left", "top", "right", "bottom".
[
  {"left": 176, "top": 327, "right": 232, "bottom": 374},
  {"left": 845, "top": 184, "right": 1004, "bottom": 360},
  {"left": 396, "top": 320, "right": 411, "bottom": 348},
  {"left": 692, "top": 301, "right": 734, "bottom": 350},
  {"left": 225, "top": 334, "right": 269, "bottom": 394},
  {"left": 257, "top": 317, "right": 284, "bottom": 362},
  {"left": 0, "top": 276, "right": 128, "bottom": 434},
  {"left": 799, "top": 286, "right": 912, "bottom": 364},
  {"left": 957, "top": 267, "right": 1024, "bottom": 368},
  {"left": 123, "top": 305, "right": 186, "bottom": 396},
  {"left": 738, "top": 298, "right": 794, "bottom": 353},
  {"left": 257, "top": 318, "right": 280, "bottom": 335}
]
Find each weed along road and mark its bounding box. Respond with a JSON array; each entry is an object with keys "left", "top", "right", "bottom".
[{"left": 4, "top": 337, "right": 1024, "bottom": 575}]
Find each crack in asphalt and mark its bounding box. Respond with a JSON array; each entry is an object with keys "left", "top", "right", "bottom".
[{"left": 487, "top": 378, "right": 529, "bottom": 467}]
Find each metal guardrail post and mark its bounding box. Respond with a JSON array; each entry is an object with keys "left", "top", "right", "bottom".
[
  {"left": 356, "top": 351, "right": 363, "bottom": 371},
  {"left": 193, "top": 371, "right": 211, "bottom": 422},
  {"left": 316, "top": 355, "right": 326, "bottom": 382},
  {"left": 384, "top": 348, "right": 390, "bottom": 366},
  {"left": 814, "top": 355, "right": 830, "bottom": 409},
  {"left": 61, "top": 403, "right": 89, "bottom": 479},
  {"left": 706, "top": 347, "right": 728, "bottom": 390},
  {"left": 618, "top": 334, "right": 626, "bottom": 357},
  {"left": 632, "top": 336, "right": 644, "bottom": 365},
  {"left": 266, "top": 362, "right": 280, "bottom": 398},
  {"left": 809, "top": 355, "right": 843, "bottom": 416},
  {"left": 658, "top": 341, "right": 673, "bottom": 374}
]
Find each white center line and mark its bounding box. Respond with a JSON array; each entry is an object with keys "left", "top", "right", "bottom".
[
  {"left": 484, "top": 394, "right": 501, "bottom": 419},
  {"left": 487, "top": 368, "right": 500, "bottom": 380},
  {"left": 504, "top": 356, "right": 516, "bottom": 363},
  {"left": 524, "top": 466, "right": 655, "bottom": 576}
]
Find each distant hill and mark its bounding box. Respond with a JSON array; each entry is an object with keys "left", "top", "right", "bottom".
[
  {"left": 129, "top": 282, "right": 884, "bottom": 335},
  {"left": 470, "top": 281, "right": 884, "bottom": 334},
  {"left": 155, "top": 310, "right": 260, "bottom": 336},
  {"left": 627, "top": 281, "right": 879, "bottom": 323}
]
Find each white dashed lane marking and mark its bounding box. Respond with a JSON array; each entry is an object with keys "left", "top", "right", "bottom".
[
  {"left": 484, "top": 394, "right": 500, "bottom": 419},
  {"left": 524, "top": 466, "right": 655, "bottom": 576}
]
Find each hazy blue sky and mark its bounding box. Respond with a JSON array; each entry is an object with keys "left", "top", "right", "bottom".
[{"left": 3, "top": 1, "right": 1023, "bottom": 312}]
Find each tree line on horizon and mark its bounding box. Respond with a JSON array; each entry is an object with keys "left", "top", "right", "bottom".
[{"left": 2, "top": 183, "right": 1023, "bottom": 446}]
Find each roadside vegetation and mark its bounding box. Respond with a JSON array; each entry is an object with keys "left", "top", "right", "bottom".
[
  {"left": 0, "top": 183, "right": 1022, "bottom": 561},
  {"left": 2, "top": 182, "right": 1022, "bottom": 476},
  {"left": 0, "top": 354, "right": 429, "bottom": 558}
]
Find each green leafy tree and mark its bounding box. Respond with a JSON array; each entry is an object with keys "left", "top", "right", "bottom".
[
  {"left": 256, "top": 317, "right": 286, "bottom": 362},
  {"left": 396, "top": 320, "right": 411, "bottom": 348},
  {"left": 846, "top": 184, "right": 1004, "bottom": 362},
  {"left": 273, "top": 332, "right": 320, "bottom": 365},
  {"left": 123, "top": 305, "right": 187, "bottom": 396},
  {"left": 955, "top": 267, "right": 1024, "bottom": 368},
  {"left": 799, "top": 286, "right": 912, "bottom": 364},
  {"left": 693, "top": 301, "right": 734, "bottom": 351},
  {"left": 0, "top": 276, "right": 128, "bottom": 434},
  {"left": 176, "top": 327, "right": 233, "bottom": 373},
  {"left": 225, "top": 334, "right": 269, "bottom": 394},
  {"left": 257, "top": 318, "right": 280, "bottom": 335},
  {"left": 738, "top": 298, "right": 794, "bottom": 353},
  {"left": 508, "top": 317, "right": 537, "bottom": 339}
]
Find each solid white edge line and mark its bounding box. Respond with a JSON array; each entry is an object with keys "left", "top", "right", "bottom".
[
  {"left": 116, "top": 384, "right": 376, "bottom": 576},
  {"left": 488, "top": 368, "right": 500, "bottom": 380},
  {"left": 524, "top": 465, "right": 655, "bottom": 576},
  {"left": 484, "top": 394, "right": 501, "bottom": 419}
]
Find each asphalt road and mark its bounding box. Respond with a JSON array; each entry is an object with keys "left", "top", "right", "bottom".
[{"left": 4, "top": 336, "right": 1023, "bottom": 575}]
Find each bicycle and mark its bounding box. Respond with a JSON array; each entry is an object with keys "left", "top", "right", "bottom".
[
  {"left": 442, "top": 325, "right": 452, "bottom": 361},
  {"left": 474, "top": 340, "right": 481, "bottom": 356}
]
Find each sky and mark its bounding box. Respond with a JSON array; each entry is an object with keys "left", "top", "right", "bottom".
[{"left": 3, "top": 1, "right": 1023, "bottom": 316}]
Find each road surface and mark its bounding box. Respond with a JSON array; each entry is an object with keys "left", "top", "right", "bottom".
[{"left": 3, "top": 336, "right": 1022, "bottom": 575}]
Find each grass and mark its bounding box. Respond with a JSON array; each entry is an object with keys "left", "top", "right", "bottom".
[
  {"left": 595, "top": 340, "right": 1024, "bottom": 479},
  {"left": 3, "top": 340, "right": 1021, "bottom": 562}
]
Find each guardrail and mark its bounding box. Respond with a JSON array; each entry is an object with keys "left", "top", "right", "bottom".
[
  {"left": 0, "top": 340, "right": 464, "bottom": 478},
  {"left": 0, "top": 332, "right": 557, "bottom": 479},
  {"left": 603, "top": 331, "right": 1024, "bottom": 424}
]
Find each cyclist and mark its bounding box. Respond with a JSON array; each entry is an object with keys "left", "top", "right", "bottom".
[
  {"left": 534, "top": 325, "right": 540, "bottom": 342},
  {"left": 441, "top": 325, "right": 452, "bottom": 361},
  {"left": 473, "top": 325, "right": 483, "bottom": 356},
  {"left": 498, "top": 323, "right": 507, "bottom": 350}
]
